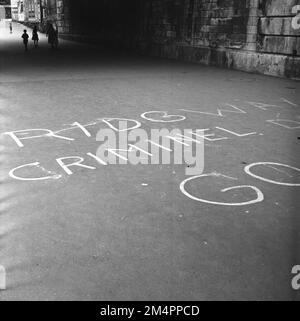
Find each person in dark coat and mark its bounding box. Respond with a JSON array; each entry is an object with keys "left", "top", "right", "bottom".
[
  {"left": 32, "top": 26, "right": 39, "bottom": 47},
  {"left": 21, "top": 30, "right": 29, "bottom": 51},
  {"left": 46, "top": 24, "right": 58, "bottom": 49}
]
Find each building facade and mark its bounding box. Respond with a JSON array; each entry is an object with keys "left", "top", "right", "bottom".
[
  {"left": 24, "top": 0, "right": 40, "bottom": 22},
  {"left": 18, "top": 0, "right": 69, "bottom": 30},
  {"left": 12, "top": 0, "right": 38, "bottom": 22},
  {"left": 16, "top": 1, "right": 25, "bottom": 21},
  {"left": 11, "top": 3, "right": 18, "bottom": 20},
  {"left": 0, "top": 0, "right": 12, "bottom": 21}
]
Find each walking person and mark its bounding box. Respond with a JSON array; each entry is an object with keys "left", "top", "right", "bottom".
[
  {"left": 54, "top": 27, "right": 59, "bottom": 49},
  {"left": 32, "top": 26, "right": 39, "bottom": 47},
  {"left": 46, "top": 24, "right": 58, "bottom": 49},
  {"left": 22, "top": 29, "right": 29, "bottom": 51},
  {"left": 9, "top": 22, "right": 12, "bottom": 34}
]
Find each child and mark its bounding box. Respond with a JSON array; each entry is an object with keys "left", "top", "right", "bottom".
[{"left": 22, "top": 30, "right": 29, "bottom": 51}]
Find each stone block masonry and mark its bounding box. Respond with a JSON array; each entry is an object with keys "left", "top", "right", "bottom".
[
  {"left": 38, "top": 0, "right": 300, "bottom": 79},
  {"left": 136, "top": 0, "right": 300, "bottom": 78}
]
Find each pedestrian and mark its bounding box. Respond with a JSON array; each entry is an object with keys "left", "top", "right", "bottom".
[
  {"left": 32, "top": 26, "right": 39, "bottom": 47},
  {"left": 54, "top": 28, "right": 59, "bottom": 49},
  {"left": 22, "top": 30, "right": 29, "bottom": 51},
  {"left": 46, "top": 24, "right": 58, "bottom": 49},
  {"left": 9, "top": 22, "right": 12, "bottom": 34}
]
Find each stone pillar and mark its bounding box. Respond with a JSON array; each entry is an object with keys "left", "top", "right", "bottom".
[{"left": 245, "top": 0, "right": 259, "bottom": 51}]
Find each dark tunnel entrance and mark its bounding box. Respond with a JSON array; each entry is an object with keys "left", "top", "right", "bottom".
[
  {"left": 66, "top": 0, "right": 141, "bottom": 47},
  {"left": 3, "top": 0, "right": 297, "bottom": 78}
]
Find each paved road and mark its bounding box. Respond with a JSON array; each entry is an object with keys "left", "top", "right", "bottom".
[{"left": 0, "top": 22, "right": 299, "bottom": 300}]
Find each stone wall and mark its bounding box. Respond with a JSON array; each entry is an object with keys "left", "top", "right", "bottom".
[
  {"left": 55, "top": 0, "right": 70, "bottom": 33},
  {"left": 140, "top": 0, "right": 249, "bottom": 49},
  {"left": 39, "top": 0, "right": 300, "bottom": 79},
  {"left": 139, "top": 0, "right": 300, "bottom": 78},
  {"left": 258, "top": 0, "right": 300, "bottom": 56}
]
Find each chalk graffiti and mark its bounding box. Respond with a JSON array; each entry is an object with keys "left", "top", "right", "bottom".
[
  {"left": 101, "top": 118, "right": 142, "bottom": 132},
  {"left": 56, "top": 156, "right": 97, "bottom": 175},
  {"left": 180, "top": 173, "right": 264, "bottom": 206},
  {"left": 9, "top": 154, "right": 106, "bottom": 180},
  {"left": 281, "top": 98, "right": 298, "bottom": 108},
  {"left": 4, "top": 128, "right": 74, "bottom": 148},
  {"left": 266, "top": 119, "right": 300, "bottom": 129},
  {"left": 3, "top": 118, "right": 142, "bottom": 148},
  {"left": 246, "top": 101, "right": 282, "bottom": 111},
  {"left": 9, "top": 162, "right": 62, "bottom": 181},
  {"left": 189, "top": 129, "right": 228, "bottom": 142},
  {"left": 244, "top": 162, "right": 300, "bottom": 187},
  {"left": 4, "top": 97, "right": 300, "bottom": 209},
  {"left": 180, "top": 103, "right": 247, "bottom": 118},
  {"left": 141, "top": 111, "right": 186, "bottom": 123},
  {"left": 215, "top": 127, "right": 257, "bottom": 137}
]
